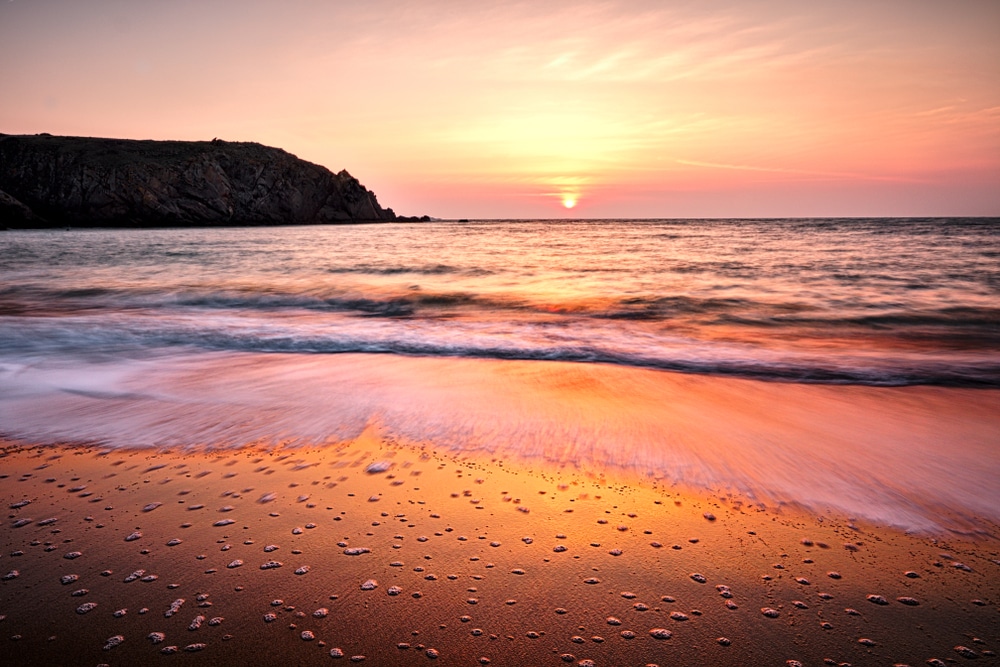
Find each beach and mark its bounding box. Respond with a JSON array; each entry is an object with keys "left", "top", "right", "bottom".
[{"left": 2, "top": 357, "right": 999, "bottom": 666}]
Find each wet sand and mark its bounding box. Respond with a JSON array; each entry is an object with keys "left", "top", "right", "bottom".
[{"left": 2, "top": 427, "right": 998, "bottom": 666}]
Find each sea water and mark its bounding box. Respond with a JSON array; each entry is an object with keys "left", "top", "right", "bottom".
[{"left": 1, "top": 219, "right": 998, "bottom": 530}]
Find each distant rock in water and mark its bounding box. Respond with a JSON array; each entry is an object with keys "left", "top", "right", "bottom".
[{"left": 0, "top": 133, "right": 428, "bottom": 227}]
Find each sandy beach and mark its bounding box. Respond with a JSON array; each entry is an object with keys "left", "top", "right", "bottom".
[{"left": 2, "top": 382, "right": 998, "bottom": 666}]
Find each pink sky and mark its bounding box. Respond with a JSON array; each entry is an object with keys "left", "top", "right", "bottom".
[{"left": 2, "top": 0, "right": 998, "bottom": 218}]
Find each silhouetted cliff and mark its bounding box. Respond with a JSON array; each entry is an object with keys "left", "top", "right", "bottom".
[{"left": 0, "top": 134, "right": 423, "bottom": 227}]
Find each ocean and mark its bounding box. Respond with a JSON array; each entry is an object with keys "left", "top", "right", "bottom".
[{"left": 2, "top": 218, "right": 999, "bottom": 531}]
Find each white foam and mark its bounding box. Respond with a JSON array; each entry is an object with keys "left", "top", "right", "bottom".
[{"left": 3, "top": 352, "right": 998, "bottom": 533}]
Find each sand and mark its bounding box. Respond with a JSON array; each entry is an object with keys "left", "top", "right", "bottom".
[{"left": 2, "top": 425, "right": 998, "bottom": 666}]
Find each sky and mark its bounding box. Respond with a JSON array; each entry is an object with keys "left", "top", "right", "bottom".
[{"left": 1, "top": 0, "right": 998, "bottom": 219}]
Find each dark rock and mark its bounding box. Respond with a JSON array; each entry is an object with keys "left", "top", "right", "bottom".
[
  {"left": 0, "top": 134, "right": 417, "bottom": 227},
  {"left": 0, "top": 188, "right": 42, "bottom": 226}
]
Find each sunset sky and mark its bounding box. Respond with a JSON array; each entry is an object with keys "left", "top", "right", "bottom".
[{"left": 2, "top": 0, "right": 998, "bottom": 218}]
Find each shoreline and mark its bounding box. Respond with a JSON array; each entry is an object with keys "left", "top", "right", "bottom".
[
  {"left": 3, "top": 353, "right": 999, "bottom": 533},
  {"left": 2, "top": 433, "right": 998, "bottom": 666}
]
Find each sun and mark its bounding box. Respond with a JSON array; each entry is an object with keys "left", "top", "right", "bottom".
[{"left": 562, "top": 196, "right": 577, "bottom": 209}]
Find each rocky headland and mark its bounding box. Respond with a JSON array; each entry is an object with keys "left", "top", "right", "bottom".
[{"left": 0, "top": 133, "right": 427, "bottom": 227}]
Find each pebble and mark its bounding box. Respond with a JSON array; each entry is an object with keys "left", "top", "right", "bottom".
[
  {"left": 761, "top": 608, "right": 781, "bottom": 618},
  {"left": 866, "top": 594, "right": 889, "bottom": 605},
  {"left": 703, "top": 512, "right": 716, "bottom": 521},
  {"left": 301, "top": 630, "right": 315, "bottom": 641},
  {"left": 165, "top": 599, "right": 185, "bottom": 618},
  {"left": 606, "top": 616, "right": 622, "bottom": 626},
  {"left": 71, "top": 589, "right": 89, "bottom": 597},
  {"left": 670, "top": 612, "right": 688, "bottom": 621},
  {"left": 897, "top": 596, "right": 920, "bottom": 606},
  {"left": 260, "top": 561, "right": 283, "bottom": 570},
  {"left": 185, "top": 643, "right": 206, "bottom": 652},
  {"left": 103, "top": 635, "right": 125, "bottom": 650},
  {"left": 608, "top": 549, "right": 623, "bottom": 556},
  {"left": 189, "top": 616, "right": 204, "bottom": 631},
  {"left": 295, "top": 565, "right": 310, "bottom": 575},
  {"left": 954, "top": 646, "right": 978, "bottom": 659},
  {"left": 263, "top": 613, "right": 277, "bottom": 623},
  {"left": 227, "top": 560, "right": 243, "bottom": 569},
  {"left": 858, "top": 638, "right": 876, "bottom": 646},
  {"left": 904, "top": 571, "right": 920, "bottom": 578},
  {"left": 718, "top": 637, "right": 732, "bottom": 646},
  {"left": 330, "top": 648, "right": 345, "bottom": 658},
  {"left": 12, "top": 519, "right": 32, "bottom": 528},
  {"left": 716, "top": 585, "right": 732, "bottom": 598},
  {"left": 161, "top": 646, "right": 179, "bottom": 654},
  {"left": 124, "top": 569, "right": 145, "bottom": 583},
  {"left": 60, "top": 574, "right": 79, "bottom": 585},
  {"left": 208, "top": 617, "right": 223, "bottom": 626},
  {"left": 365, "top": 461, "right": 393, "bottom": 473},
  {"left": 114, "top": 609, "right": 127, "bottom": 618},
  {"left": 76, "top": 602, "right": 98, "bottom": 614},
  {"left": 649, "top": 628, "right": 672, "bottom": 640},
  {"left": 361, "top": 579, "right": 378, "bottom": 590},
  {"left": 148, "top": 632, "right": 165, "bottom": 644},
  {"left": 125, "top": 531, "right": 142, "bottom": 541},
  {"left": 214, "top": 519, "right": 236, "bottom": 527},
  {"left": 344, "top": 547, "right": 371, "bottom": 556},
  {"left": 584, "top": 578, "right": 600, "bottom": 585},
  {"left": 690, "top": 573, "right": 706, "bottom": 583},
  {"left": 827, "top": 571, "right": 841, "bottom": 579},
  {"left": 64, "top": 551, "right": 82, "bottom": 560},
  {"left": 143, "top": 502, "right": 162, "bottom": 512},
  {"left": 553, "top": 545, "right": 567, "bottom": 553},
  {"left": 166, "top": 538, "right": 183, "bottom": 546},
  {"left": 792, "top": 601, "right": 808, "bottom": 609},
  {"left": 2, "top": 570, "right": 19, "bottom": 580}
]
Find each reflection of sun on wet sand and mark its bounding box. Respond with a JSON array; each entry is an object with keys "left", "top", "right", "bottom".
[{"left": 1, "top": 412, "right": 998, "bottom": 665}]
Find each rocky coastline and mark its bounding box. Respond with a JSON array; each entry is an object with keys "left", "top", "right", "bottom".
[{"left": 0, "top": 133, "right": 427, "bottom": 227}]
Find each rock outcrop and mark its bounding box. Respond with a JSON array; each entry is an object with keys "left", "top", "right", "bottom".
[{"left": 0, "top": 133, "right": 422, "bottom": 227}]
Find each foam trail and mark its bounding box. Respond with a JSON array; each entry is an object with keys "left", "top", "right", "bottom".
[{"left": 1, "top": 351, "right": 998, "bottom": 533}]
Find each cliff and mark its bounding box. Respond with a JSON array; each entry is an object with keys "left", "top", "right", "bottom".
[{"left": 0, "top": 133, "right": 423, "bottom": 227}]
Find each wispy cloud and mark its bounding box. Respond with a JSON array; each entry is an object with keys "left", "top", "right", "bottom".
[{"left": 674, "top": 159, "right": 926, "bottom": 183}]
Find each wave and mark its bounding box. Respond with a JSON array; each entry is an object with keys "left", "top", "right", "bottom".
[
  {"left": 4, "top": 283, "right": 1000, "bottom": 333},
  {"left": 2, "top": 351, "right": 998, "bottom": 533},
  {"left": 1, "top": 314, "right": 998, "bottom": 387}
]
